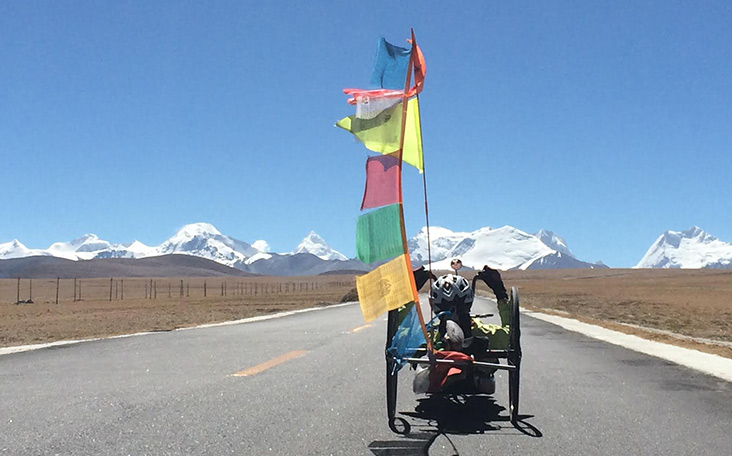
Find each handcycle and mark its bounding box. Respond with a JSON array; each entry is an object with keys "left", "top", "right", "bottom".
[{"left": 385, "top": 285, "right": 522, "bottom": 434}]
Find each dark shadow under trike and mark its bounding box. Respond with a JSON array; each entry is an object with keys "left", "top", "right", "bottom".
[{"left": 385, "top": 287, "right": 522, "bottom": 435}]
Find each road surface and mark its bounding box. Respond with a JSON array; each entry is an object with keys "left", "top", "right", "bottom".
[{"left": 1, "top": 296, "right": 730, "bottom": 455}]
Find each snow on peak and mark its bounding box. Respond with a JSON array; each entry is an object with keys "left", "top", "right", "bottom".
[
  {"left": 123, "top": 240, "right": 156, "bottom": 257},
  {"left": 46, "top": 234, "right": 115, "bottom": 260},
  {"left": 244, "top": 251, "right": 273, "bottom": 265},
  {"left": 170, "top": 223, "right": 222, "bottom": 241},
  {"left": 410, "top": 225, "right": 556, "bottom": 270},
  {"left": 70, "top": 234, "right": 99, "bottom": 245},
  {"left": 291, "top": 231, "right": 347, "bottom": 261},
  {"left": 408, "top": 226, "right": 471, "bottom": 265},
  {"left": 635, "top": 227, "right": 732, "bottom": 269},
  {"left": 0, "top": 239, "right": 43, "bottom": 259},
  {"left": 535, "top": 229, "right": 574, "bottom": 257},
  {"left": 252, "top": 240, "right": 270, "bottom": 253},
  {"left": 156, "top": 223, "right": 258, "bottom": 266},
  {"left": 408, "top": 225, "right": 602, "bottom": 270}
]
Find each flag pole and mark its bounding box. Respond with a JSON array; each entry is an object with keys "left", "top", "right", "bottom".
[
  {"left": 395, "top": 29, "right": 432, "bottom": 352},
  {"left": 409, "top": 30, "right": 435, "bottom": 324}
]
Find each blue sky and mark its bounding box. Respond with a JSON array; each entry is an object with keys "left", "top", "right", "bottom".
[{"left": 2, "top": 1, "right": 731, "bottom": 268}]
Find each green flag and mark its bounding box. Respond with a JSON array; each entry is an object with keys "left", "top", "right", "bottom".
[{"left": 356, "top": 204, "right": 404, "bottom": 264}]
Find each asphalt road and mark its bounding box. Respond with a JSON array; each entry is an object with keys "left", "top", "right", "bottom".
[{"left": 1, "top": 296, "right": 730, "bottom": 455}]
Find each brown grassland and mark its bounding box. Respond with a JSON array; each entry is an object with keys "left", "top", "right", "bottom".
[
  {"left": 497, "top": 268, "right": 732, "bottom": 358},
  {"left": 0, "top": 276, "right": 355, "bottom": 348},
  {"left": 1, "top": 269, "right": 730, "bottom": 359}
]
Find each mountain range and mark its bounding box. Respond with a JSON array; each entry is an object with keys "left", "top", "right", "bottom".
[
  {"left": 2, "top": 223, "right": 730, "bottom": 275},
  {"left": 635, "top": 226, "right": 732, "bottom": 269},
  {"left": 0, "top": 224, "right": 359, "bottom": 276},
  {"left": 408, "top": 226, "right": 605, "bottom": 270},
  {"left": 1, "top": 222, "right": 605, "bottom": 276}
]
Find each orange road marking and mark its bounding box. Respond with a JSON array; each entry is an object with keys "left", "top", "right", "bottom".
[
  {"left": 349, "top": 323, "right": 372, "bottom": 333},
  {"left": 230, "top": 350, "right": 308, "bottom": 377}
]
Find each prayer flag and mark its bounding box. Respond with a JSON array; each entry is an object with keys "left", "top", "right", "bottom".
[
  {"left": 402, "top": 97, "right": 423, "bottom": 172},
  {"left": 387, "top": 302, "right": 427, "bottom": 370},
  {"left": 370, "top": 37, "right": 411, "bottom": 90},
  {"left": 361, "top": 153, "right": 400, "bottom": 210},
  {"left": 355, "top": 204, "right": 404, "bottom": 264},
  {"left": 343, "top": 88, "right": 403, "bottom": 119},
  {"left": 356, "top": 254, "right": 417, "bottom": 322},
  {"left": 410, "top": 43, "right": 426, "bottom": 96},
  {"left": 335, "top": 97, "right": 423, "bottom": 172}
]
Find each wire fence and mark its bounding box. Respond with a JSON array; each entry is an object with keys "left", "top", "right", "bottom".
[{"left": 1, "top": 277, "right": 355, "bottom": 305}]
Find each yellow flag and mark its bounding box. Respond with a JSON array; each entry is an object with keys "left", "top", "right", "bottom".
[
  {"left": 336, "top": 97, "right": 423, "bottom": 173},
  {"left": 356, "top": 254, "right": 417, "bottom": 322},
  {"left": 402, "top": 97, "right": 423, "bottom": 173}
]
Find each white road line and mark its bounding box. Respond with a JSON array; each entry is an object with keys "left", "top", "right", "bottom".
[{"left": 525, "top": 310, "right": 732, "bottom": 382}]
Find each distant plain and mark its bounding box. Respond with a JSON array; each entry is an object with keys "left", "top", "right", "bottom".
[
  {"left": 498, "top": 268, "right": 732, "bottom": 358},
  {"left": 1, "top": 268, "right": 730, "bottom": 359}
]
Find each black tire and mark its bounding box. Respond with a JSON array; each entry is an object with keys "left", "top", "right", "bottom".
[
  {"left": 387, "top": 357, "right": 403, "bottom": 432},
  {"left": 509, "top": 364, "right": 520, "bottom": 423},
  {"left": 386, "top": 309, "right": 406, "bottom": 433},
  {"left": 509, "top": 287, "right": 521, "bottom": 356},
  {"left": 508, "top": 287, "right": 522, "bottom": 423}
]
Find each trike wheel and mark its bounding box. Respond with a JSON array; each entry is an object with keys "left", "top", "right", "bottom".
[
  {"left": 509, "top": 287, "right": 521, "bottom": 356},
  {"left": 386, "top": 309, "right": 409, "bottom": 434},
  {"left": 509, "top": 364, "right": 520, "bottom": 423},
  {"left": 508, "top": 287, "right": 522, "bottom": 423}
]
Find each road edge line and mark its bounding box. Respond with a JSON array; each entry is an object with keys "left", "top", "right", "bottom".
[{"left": 524, "top": 310, "right": 732, "bottom": 382}]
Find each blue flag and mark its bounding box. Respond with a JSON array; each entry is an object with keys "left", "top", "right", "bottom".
[
  {"left": 370, "top": 37, "right": 411, "bottom": 90},
  {"left": 387, "top": 303, "right": 427, "bottom": 370}
]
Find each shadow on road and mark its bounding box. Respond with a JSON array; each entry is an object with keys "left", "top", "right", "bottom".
[{"left": 368, "top": 395, "right": 542, "bottom": 455}]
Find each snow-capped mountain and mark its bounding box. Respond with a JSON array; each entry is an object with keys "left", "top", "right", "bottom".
[
  {"left": 245, "top": 252, "right": 368, "bottom": 276},
  {"left": 155, "top": 223, "right": 259, "bottom": 268},
  {"left": 408, "top": 226, "right": 604, "bottom": 270},
  {"left": 408, "top": 226, "right": 471, "bottom": 265},
  {"left": 291, "top": 231, "right": 347, "bottom": 261},
  {"left": 48, "top": 234, "right": 113, "bottom": 260},
  {"left": 534, "top": 229, "right": 573, "bottom": 257},
  {"left": 0, "top": 223, "right": 360, "bottom": 276},
  {"left": 0, "top": 240, "right": 49, "bottom": 259},
  {"left": 635, "top": 226, "right": 732, "bottom": 269},
  {"left": 2, "top": 222, "right": 606, "bottom": 274}
]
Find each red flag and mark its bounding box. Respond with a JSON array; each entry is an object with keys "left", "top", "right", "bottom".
[
  {"left": 361, "top": 153, "right": 401, "bottom": 210},
  {"left": 410, "top": 43, "right": 426, "bottom": 96}
]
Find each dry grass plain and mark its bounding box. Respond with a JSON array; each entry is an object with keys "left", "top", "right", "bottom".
[
  {"left": 0, "top": 276, "right": 354, "bottom": 348},
  {"left": 2, "top": 269, "right": 730, "bottom": 359},
  {"left": 496, "top": 268, "right": 732, "bottom": 358}
]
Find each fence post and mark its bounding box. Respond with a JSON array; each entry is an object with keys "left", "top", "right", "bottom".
[
  {"left": 16, "top": 277, "right": 20, "bottom": 304},
  {"left": 79, "top": 280, "right": 82, "bottom": 301},
  {"left": 121, "top": 279, "right": 124, "bottom": 300},
  {"left": 74, "top": 277, "right": 77, "bottom": 302},
  {"left": 180, "top": 279, "right": 183, "bottom": 298},
  {"left": 29, "top": 279, "right": 32, "bottom": 302},
  {"left": 109, "top": 277, "right": 113, "bottom": 301},
  {"left": 204, "top": 281, "right": 207, "bottom": 297},
  {"left": 56, "top": 277, "right": 60, "bottom": 305}
]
